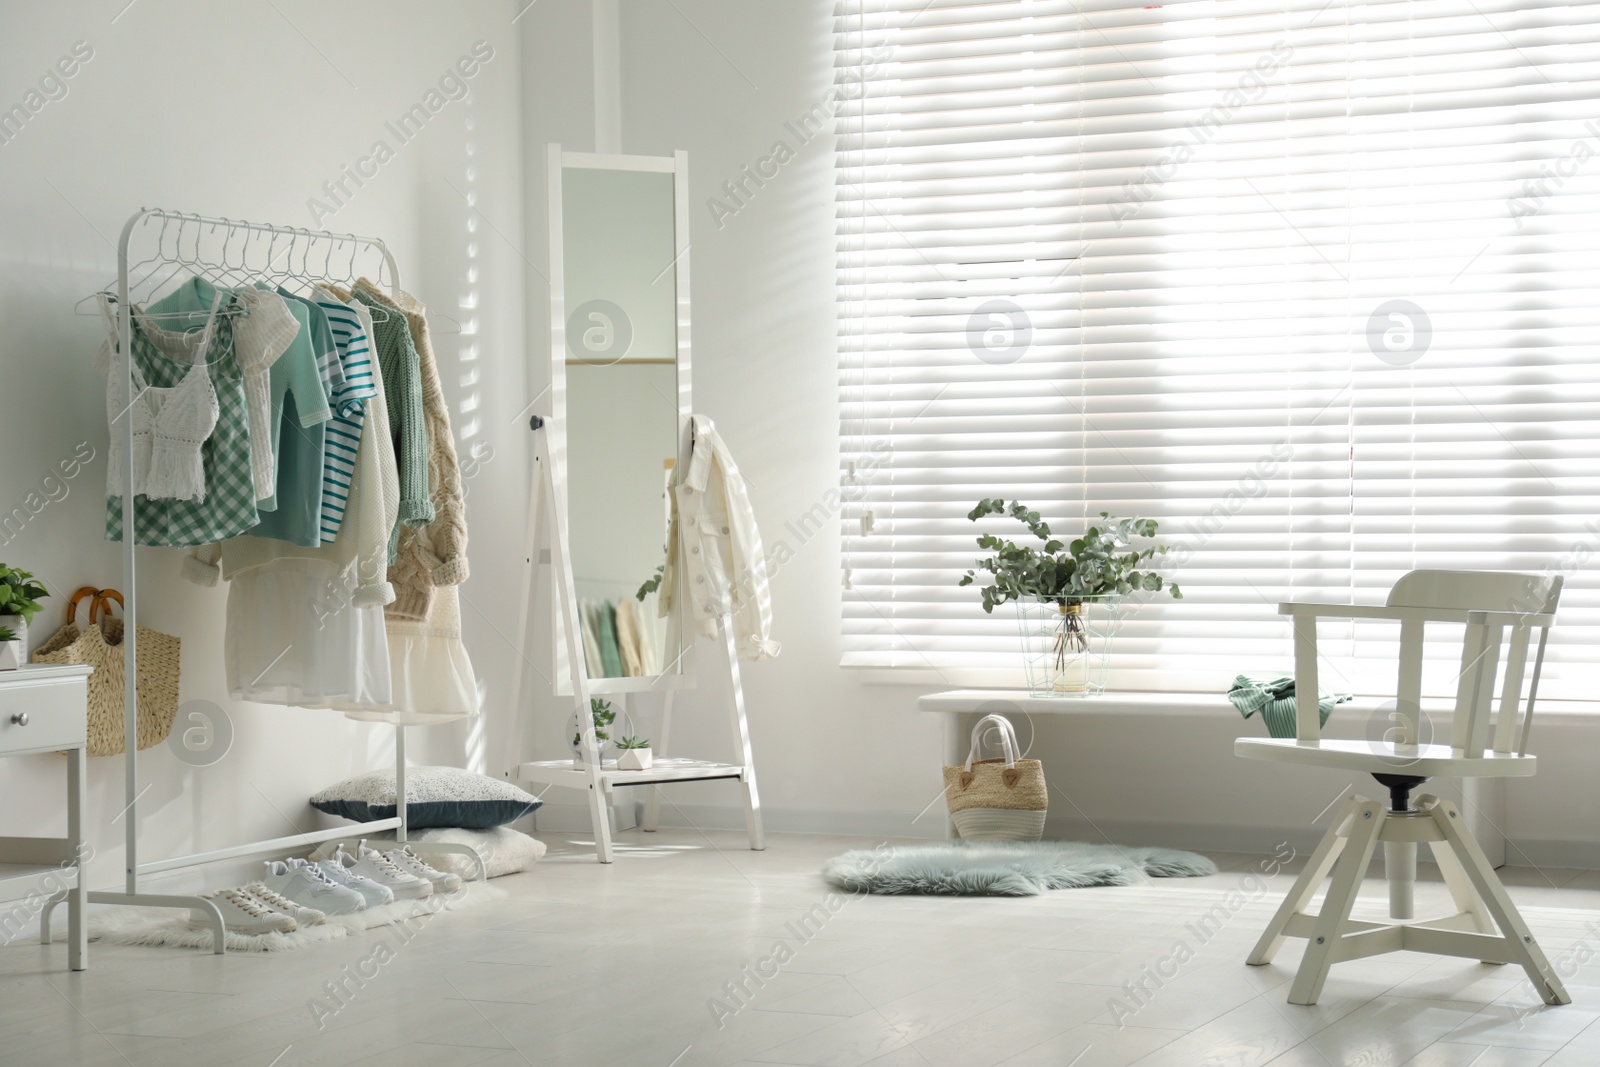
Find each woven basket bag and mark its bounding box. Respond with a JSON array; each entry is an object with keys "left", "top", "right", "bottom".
[
  {"left": 32, "top": 588, "right": 180, "bottom": 756},
  {"left": 942, "top": 713, "right": 1047, "bottom": 841}
]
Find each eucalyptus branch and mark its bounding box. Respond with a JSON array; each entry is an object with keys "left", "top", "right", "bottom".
[
  {"left": 574, "top": 697, "right": 616, "bottom": 747},
  {"left": 958, "top": 501, "right": 1182, "bottom": 613}
]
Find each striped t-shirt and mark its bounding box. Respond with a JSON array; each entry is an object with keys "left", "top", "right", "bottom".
[{"left": 313, "top": 288, "right": 378, "bottom": 544}]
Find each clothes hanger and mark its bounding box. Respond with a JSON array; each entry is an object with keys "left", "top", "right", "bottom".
[
  {"left": 129, "top": 212, "right": 203, "bottom": 305},
  {"left": 316, "top": 236, "right": 370, "bottom": 314},
  {"left": 265, "top": 227, "right": 312, "bottom": 295},
  {"left": 326, "top": 249, "right": 395, "bottom": 323},
  {"left": 72, "top": 289, "right": 115, "bottom": 316},
  {"left": 122, "top": 212, "right": 179, "bottom": 296},
  {"left": 311, "top": 234, "right": 375, "bottom": 319},
  {"left": 290, "top": 227, "right": 327, "bottom": 293},
  {"left": 131, "top": 214, "right": 217, "bottom": 314},
  {"left": 295, "top": 227, "right": 316, "bottom": 286},
  {"left": 260, "top": 226, "right": 305, "bottom": 291},
  {"left": 75, "top": 213, "right": 172, "bottom": 315},
  {"left": 214, "top": 219, "right": 252, "bottom": 289},
  {"left": 79, "top": 214, "right": 240, "bottom": 325},
  {"left": 317, "top": 235, "right": 337, "bottom": 285},
  {"left": 261, "top": 227, "right": 292, "bottom": 287},
  {"left": 344, "top": 254, "right": 453, "bottom": 333}
]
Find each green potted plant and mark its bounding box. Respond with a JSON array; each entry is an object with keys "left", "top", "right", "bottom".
[
  {"left": 571, "top": 697, "right": 617, "bottom": 767},
  {"left": 959, "top": 502, "right": 1180, "bottom": 696},
  {"left": 615, "top": 735, "right": 653, "bottom": 771},
  {"left": 0, "top": 625, "right": 19, "bottom": 671},
  {"left": 0, "top": 564, "right": 48, "bottom": 663}
]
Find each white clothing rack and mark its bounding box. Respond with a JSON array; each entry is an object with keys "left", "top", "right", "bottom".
[{"left": 44, "top": 209, "right": 484, "bottom": 954}]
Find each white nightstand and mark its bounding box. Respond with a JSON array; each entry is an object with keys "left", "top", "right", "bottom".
[{"left": 0, "top": 664, "right": 90, "bottom": 971}]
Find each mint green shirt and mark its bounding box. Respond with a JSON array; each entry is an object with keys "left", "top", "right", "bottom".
[{"left": 247, "top": 288, "right": 337, "bottom": 546}]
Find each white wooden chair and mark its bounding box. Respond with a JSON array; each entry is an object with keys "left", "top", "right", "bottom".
[{"left": 1235, "top": 569, "right": 1569, "bottom": 1007}]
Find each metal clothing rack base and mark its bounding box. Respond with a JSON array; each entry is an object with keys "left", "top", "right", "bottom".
[{"left": 44, "top": 209, "right": 485, "bottom": 954}]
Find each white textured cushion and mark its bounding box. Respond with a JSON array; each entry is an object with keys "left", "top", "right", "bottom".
[{"left": 310, "top": 766, "right": 541, "bottom": 829}]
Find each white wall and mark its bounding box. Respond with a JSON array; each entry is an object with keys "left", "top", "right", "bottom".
[
  {"left": 518, "top": 0, "right": 1600, "bottom": 866},
  {"left": 0, "top": 0, "right": 531, "bottom": 895}
]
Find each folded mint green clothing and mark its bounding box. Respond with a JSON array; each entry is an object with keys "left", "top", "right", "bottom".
[
  {"left": 596, "top": 600, "right": 624, "bottom": 679},
  {"left": 1227, "top": 674, "right": 1350, "bottom": 739}
]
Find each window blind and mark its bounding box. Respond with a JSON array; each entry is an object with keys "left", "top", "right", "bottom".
[{"left": 834, "top": 0, "right": 1600, "bottom": 698}]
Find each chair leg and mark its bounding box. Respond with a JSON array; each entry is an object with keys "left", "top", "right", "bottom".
[
  {"left": 1427, "top": 831, "right": 1499, "bottom": 951},
  {"left": 1428, "top": 796, "right": 1570, "bottom": 1006},
  {"left": 1248, "top": 795, "right": 1361, "bottom": 966},
  {"left": 1288, "top": 797, "right": 1387, "bottom": 1006},
  {"left": 1429, "top": 840, "right": 1500, "bottom": 966}
]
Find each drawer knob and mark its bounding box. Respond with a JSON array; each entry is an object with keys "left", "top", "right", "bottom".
[{"left": 10, "top": 713, "right": 27, "bottom": 726}]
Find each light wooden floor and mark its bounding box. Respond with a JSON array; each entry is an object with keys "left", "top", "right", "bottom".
[{"left": 2, "top": 828, "right": 1599, "bottom": 1066}]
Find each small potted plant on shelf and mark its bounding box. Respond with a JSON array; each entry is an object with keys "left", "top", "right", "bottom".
[
  {"left": 615, "top": 735, "right": 653, "bottom": 771},
  {"left": 0, "top": 625, "right": 19, "bottom": 671},
  {"left": 571, "top": 697, "right": 617, "bottom": 767},
  {"left": 0, "top": 564, "right": 48, "bottom": 663},
  {"left": 959, "top": 502, "right": 1180, "bottom": 697}
]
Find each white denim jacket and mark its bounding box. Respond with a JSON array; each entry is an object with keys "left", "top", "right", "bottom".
[{"left": 662, "top": 415, "right": 779, "bottom": 660}]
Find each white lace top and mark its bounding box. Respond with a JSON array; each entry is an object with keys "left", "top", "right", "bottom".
[{"left": 100, "top": 294, "right": 221, "bottom": 502}]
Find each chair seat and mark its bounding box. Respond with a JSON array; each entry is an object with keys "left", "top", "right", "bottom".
[{"left": 1234, "top": 737, "right": 1537, "bottom": 777}]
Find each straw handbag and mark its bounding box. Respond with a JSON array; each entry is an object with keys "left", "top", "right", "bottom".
[
  {"left": 32, "top": 588, "right": 180, "bottom": 756},
  {"left": 942, "top": 713, "right": 1047, "bottom": 841}
]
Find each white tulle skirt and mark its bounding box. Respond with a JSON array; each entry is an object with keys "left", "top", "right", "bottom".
[
  {"left": 339, "top": 584, "right": 480, "bottom": 725},
  {"left": 226, "top": 558, "right": 392, "bottom": 708}
]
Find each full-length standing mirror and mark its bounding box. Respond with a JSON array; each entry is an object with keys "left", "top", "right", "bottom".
[
  {"left": 547, "top": 146, "right": 691, "bottom": 694},
  {"left": 520, "top": 145, "right": 763, "bottom": 864}
]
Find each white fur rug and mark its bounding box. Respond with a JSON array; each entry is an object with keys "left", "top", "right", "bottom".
[
  {"left": 824, "top": 841, "right": 1218, "bottom": 896},
  {"left": 79, "top": 882, "right": 505, "bottom": 953}
]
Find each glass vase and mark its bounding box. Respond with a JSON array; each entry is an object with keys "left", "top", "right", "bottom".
[{"left": 1016, "top": 596, "right": 1121, "bottom": 697}]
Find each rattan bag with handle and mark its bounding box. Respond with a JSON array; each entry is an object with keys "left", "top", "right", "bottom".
[
  {"left": 942, "top": 713, "right": 1047, "bottom": 841},
  {"left": 32, "top": 588, "right": 180, "bottom": 756},
  {"left": 31, "top": 587, "right": 100, "bottom": 652}
]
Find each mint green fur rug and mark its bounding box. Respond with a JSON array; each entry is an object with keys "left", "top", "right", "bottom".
[{"left": 824, "top": 841, "right": 1217, "bottom": 897}]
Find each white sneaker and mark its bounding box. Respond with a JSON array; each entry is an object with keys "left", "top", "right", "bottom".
[
  {"left": 260, "top": 858, "right": 367, "bottom": 915},
  {"left": 241, "top": 883, "right": 327, "bottom": 926},
  {"left": 190, "top": 887, "right": 297, "bottom": 934},
  {"left": 341, "top": 841, "right": 432, "bottom": 901},
  {"left": 386, "top": 845, "right": 463, "bottom": 894},
  {"left": 316, "top": 856, "right": 395, "bottom": 909}
]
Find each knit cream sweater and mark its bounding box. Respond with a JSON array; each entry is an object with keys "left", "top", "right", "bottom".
[{"left": 353, "top": 281, "right": 469, "bottom": 621}]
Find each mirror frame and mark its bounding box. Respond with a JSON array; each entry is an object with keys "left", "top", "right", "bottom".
[{"left": 546, "top": 144, "right": 694, "bottom": 695}]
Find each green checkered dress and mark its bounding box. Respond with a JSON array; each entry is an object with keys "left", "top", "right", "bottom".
[{"left": 107, "top": 305, "right": 260, "bottom": 545}]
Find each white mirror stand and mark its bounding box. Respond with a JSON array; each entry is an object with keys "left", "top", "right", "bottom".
[{"left": 514, "top": 145, "right": 764, "bottom": 863}]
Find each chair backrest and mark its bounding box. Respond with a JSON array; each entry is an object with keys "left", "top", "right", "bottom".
[
  {"left": 1386, "top": 570, "right": 1561, "bottom": 614},
  {"left": 1386, "top": 570, "right": 1561, "bottom": 758}
]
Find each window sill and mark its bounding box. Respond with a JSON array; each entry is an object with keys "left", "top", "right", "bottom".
[{"left": 915, "top": 688, "right": 1600, "bottom": 722}]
